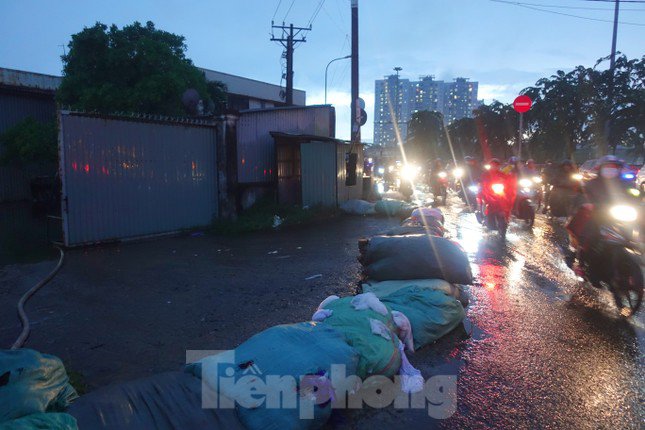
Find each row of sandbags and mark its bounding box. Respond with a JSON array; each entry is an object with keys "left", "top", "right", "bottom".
[{"left": 187, "top": 292, "right": 421, "bottom": 430}]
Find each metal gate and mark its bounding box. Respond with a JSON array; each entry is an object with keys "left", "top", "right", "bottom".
[{"left": 59, "top": 112, "right": 218, "bottom": 246}]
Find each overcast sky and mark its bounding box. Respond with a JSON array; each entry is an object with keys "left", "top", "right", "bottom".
[{"left": 1, "top": 0, "right": 643, "bottom": 141}]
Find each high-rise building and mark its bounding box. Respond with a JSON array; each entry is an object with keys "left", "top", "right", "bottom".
[
  {"left": 373, "top": 75, "right": 479, "bottom": 147},
  {"left": 373, "top": 74, "right": 413, "bottom": 147}
]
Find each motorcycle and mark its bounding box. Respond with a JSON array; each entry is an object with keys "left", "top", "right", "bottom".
[
  {"left": 430, "top": 171, "right": 449, "bottom": 206},
  {"left": 514, "top": 178, "right": 538, "bottom": 227},
  {"left": 477, "top": 182, "right": 510, "bottom": 239},
  {"left": 547, "top": 173, "right": 583, "bottom": 217},
  {"left": 566, "top": 201, "right": 643, "bottom": 316},
  {"left": 459, "top": 182, "right": 480, "bottom": 211}
]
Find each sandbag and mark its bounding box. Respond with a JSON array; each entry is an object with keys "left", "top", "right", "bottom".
[
  {"left": 0, "top": 349, "right": 78, "bottom": 423},
  {"left": 362, "top": 235, "right": 473, "bottom": 284},
  {"left": 340, "top": 199, "right": 376, "bottom": 216},
  {"left": 362, "top": 279, "right": 454, "bottom": 298},
  {"left": 189, "top": 322, "right": 359, "bottom": 430},
  {"left": 320, "top": 297, "right": 401, "bottom": 379},
  {"left": 0, "top": 413, "right": 77, "bottom": 430},
  {"left": 67, "top": 371, "right": 244, "bottom": 430},
  {"left": 374, "top": 200, "right": 414, "bottom": 218},
  {"left": 362, "top": 279, "right": 469, "bottom": 308},
  {"left": 379, "top": 286, "right": 465, "bottom": 350}
]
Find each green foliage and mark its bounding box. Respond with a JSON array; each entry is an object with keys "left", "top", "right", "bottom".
[
  {"left": 419, "top": 54, "right": 644, "bottom": 162},
  {"left": 406, "top": 110, "right": 447, "bottom": 160},
  {"left": 446, "top": 117, "right": 480, "bottom": 159},
  {"left": 0, "top": 118, "right": 58, "bottom": 166},
  {"left": 58, "top": 21, "right": 226, "bottom": 116}
]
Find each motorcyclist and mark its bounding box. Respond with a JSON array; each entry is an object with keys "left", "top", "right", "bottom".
[
  {"left": 429, "top": 158, "right": 447, "bottom": 203},
  {"left": 547, "top": 160, "right": 581, "bottom": 216},
  {"left": 463, "top": 156, "right": 483, "bottom": 184},
  {"left": 480, "top": 158, "right": 516, "bottom": 221},
  {"left": 567, "top": 155, "right": 636, "bottom": 281},
  {"left": 522, "top": 159, "right": 538, "bottom": 177}
]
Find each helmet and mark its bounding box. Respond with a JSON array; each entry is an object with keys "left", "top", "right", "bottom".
[
  {"left": 561, "top": 159, "right": 573, "bottom": 166},
  {"left": 464, "top": 156, "right": 473, "bottom": 162},
  {"left": 526, "top": 159, "right": 535, "bottom": 165},
  {"left": 508, "top": 156, "right": 519, "bottom": 164},
  {"left": 598, "top": 155, "right": 622, "bottom": 167},
  {"left": 489, "top": 158, "right": 501, "bottom": 167}
]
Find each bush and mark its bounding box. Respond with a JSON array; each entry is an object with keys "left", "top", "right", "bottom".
[{"left": 0, "top": 118, "right": 58, "bottom": 167}]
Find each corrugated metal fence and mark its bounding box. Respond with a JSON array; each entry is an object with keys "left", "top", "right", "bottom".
[
  {"left": 59, "top": 112, "right": 218, "bottom": 246},
  {"left": 236, "top": 105, "right": 335, "bottom": 183}
]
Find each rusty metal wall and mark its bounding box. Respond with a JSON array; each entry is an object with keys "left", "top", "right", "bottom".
[
  {"left": 337, "top": 143, "right": 364, "bottom": 203},
  {"left": 236, "top": 105, "right": 335, "bottom": 183},
  {"left": 59, "top": 112, "right": 218, "bottom": 246},
  {"left": 300, "top": 141, "right": 337, "bottom": 207}
]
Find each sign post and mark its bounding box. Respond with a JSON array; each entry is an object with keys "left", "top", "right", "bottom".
[{"left": 513, "top": 95, "right": 532, "bottom": 160}]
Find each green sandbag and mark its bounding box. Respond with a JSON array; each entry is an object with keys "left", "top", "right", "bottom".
[
  {"left": 378, "top": 286, "right": 465, "bottom": 351},
  {"left": 0, "top": 350, "right": 78, "bottom": 423},
  {"left": 321, "top": 297, "right": 401, "bottom": 378},
  {"left": 188, "top": 322, "right": 359, "bottom": 430},
  {"left": 0, "top": 413, "right": 77, "bottom": 430},
  {"left": 362, "top": 279, "right": 454, "bottom": 298}
]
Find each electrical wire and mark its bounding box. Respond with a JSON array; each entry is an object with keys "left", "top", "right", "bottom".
[
  {"left": 10, "top": 246, "right": 65, "bottom": 350},
  {"left": 497, "top": 1, "right": 644, "bottom": 10},
  {"left": 283, "top": 0, "right": 295, "bottom": 22},
  {"left": 307, "top": 0, "right": 326, "bottom": 27},
  {"left": 490, "top": 0, "right": 645, "bottom": 25},
  {"left": 272, "top": 0, "right": 283, "bottom": 21}
]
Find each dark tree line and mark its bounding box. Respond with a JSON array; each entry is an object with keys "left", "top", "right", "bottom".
[{"left": 406, "top": 54, "right": 644, "bottom": 163}]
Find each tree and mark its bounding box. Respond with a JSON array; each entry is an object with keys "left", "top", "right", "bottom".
[
  {"left": 446, "top": 117, "right": 480, "bottom": 159},
  {"left": 58, "top": 21, "right": 225, "bottom": 116},
  {"left": 0, "top": 118, "right": 57, "bottom": 167},
  {"left": 406, "top": 111, "right": 447, "bottom": 161},
  {"left": 472, "top": 101, "right": 516, "bottom": 160}
]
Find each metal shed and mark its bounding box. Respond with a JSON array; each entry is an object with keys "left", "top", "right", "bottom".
[{"left": 271, "top": 132, "right": 363, "bottom": 207}]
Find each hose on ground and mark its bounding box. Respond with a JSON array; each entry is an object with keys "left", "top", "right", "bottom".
[{"left": 10, "top": 246, "right": 65, "bottom": 350}]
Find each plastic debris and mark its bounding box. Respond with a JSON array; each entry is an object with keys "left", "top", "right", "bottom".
[
  {"left": 305, "top": 274, "right": 323, "bottom": 280},
  {"left": 312, "top": 309, "right": 333, "bottom": 322},
  {"left": 272, "top": 215, "right": 283, "bottom": 228},
  {"left": 350, "top": 292, "right": 388, "bottom": 316}
]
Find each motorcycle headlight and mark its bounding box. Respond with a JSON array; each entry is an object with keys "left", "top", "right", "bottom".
[
  {"left": 401, "top": 164, "right": 418, "bottom": 181},
  {"left": 610, "top": 205, "right": 637, "bottom": 222},
  {"left": 571, "top": 173, "right": 583, "bottom": 181},
  {"left": 453, "top": 168, "right": 464, "bottom": 179},
  {"left": 377, "top": 167, "right": 385, "bottom": 175},
  {"left": 532, "top": 176, "right": 542, "bottom": 184},
  {"left": 468, "top": 185, "right": 479, "bottom": 193},
  {"left": 492, "top": 183, "right": 505, "bottom": 195},
  {"left": 519, "top": 179, "right": 532, "bottom": 188},
  {"left": 438, "top": 171, "right": 448, "bottom": 179},
  {"left": 628, "top": 188, "right": 640, "bottom": 197}
]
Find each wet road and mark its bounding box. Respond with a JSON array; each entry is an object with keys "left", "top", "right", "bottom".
[
  {"left": 343, "top": 195, "right": 644, "bottom": 429},
  {"left": 1, "top": 196, "right": 643, "bottom": 429}
]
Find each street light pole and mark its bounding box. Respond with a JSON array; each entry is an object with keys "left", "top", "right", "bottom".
[{"left": 324, "top": 55, "right": 351, "bottom": 104}]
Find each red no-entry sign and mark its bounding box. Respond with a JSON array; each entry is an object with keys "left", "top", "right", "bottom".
[{"left": 513, "top": 95, "right": 532, "bottom": 113}]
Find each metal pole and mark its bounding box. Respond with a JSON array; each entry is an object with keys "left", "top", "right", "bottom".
[
  {"left": 286, "top": 24, "right": 294, "bottom": 106},
  {"left": 604, "top": 0, "right": 620, "bottom": 154},
  {"left": 324, "top": 55, "right": 351, "bottom": 105},
  {"left": 351, "top": 0, "right": 359, "bottom": 145},
  {"left": 518, "top": 112, "right": 523, "bottom": 160}
]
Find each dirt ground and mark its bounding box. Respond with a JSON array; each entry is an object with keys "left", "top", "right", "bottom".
[{"left": 0, "top": 215, "right": 404, "bottom": 389}]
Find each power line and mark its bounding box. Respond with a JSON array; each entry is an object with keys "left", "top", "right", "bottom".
[
  {"left": 272, "top": 0, "right": 283, "bottom": 21},
  {"left": 490, "top": 0, "right": 645, "bottom": 25},
  {"left": 501, "top": 1, "right": 644, "bottom": 10},
  {"left": 307, "top": 0, "right": 326, "bottom": 28},
  {"left": 283, "top": 0, "right": 295, "bottom": 22}
]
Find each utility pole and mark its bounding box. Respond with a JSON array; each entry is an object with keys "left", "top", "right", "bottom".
[
  {"left": 351, "top": 0, "right": 359, "bottom": 145},
  {"left": 271, "top": 22, "right": 310, "bottom": 106},
  {"left": 604, "top": 0, "right": 620, "bottom": 155}
]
